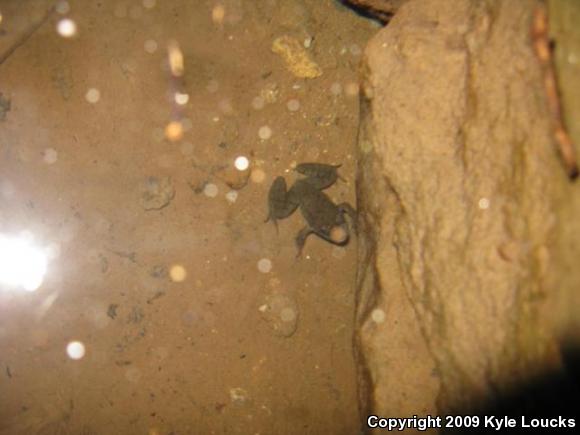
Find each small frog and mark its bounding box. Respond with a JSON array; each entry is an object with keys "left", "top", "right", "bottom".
[{"left": 265, "top": 163, "right": 357, "bottom": 257}]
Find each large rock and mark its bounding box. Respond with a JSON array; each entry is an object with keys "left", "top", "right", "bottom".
[{"left": 354, "top": 0, "right": 579, "bottom": 423}]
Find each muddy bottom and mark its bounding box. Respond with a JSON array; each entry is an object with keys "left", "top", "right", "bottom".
[{"left": 0, "top": 1, "right": 376, "bottom": 433}]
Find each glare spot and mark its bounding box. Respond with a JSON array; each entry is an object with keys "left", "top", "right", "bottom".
[
  {"left": 206, "top": 79, "right": 219, "bottom": 93},
  {"left": 169, "top": 264, "right": 187, "bottom": 282},
  {"left": 371, "top": 308, "right": 386, "bottom": 324},
  {"left": 212, "top": 4, "right": 225, "bottom": 24},
  {"left": 330, "top": 82, "right": 343, "bottom": 96},
  {"left": 56, "top": 18, "right": 77, "bottom": 38},
  {"left": 165, "top": 121, "right": 183, "bottom": 142},
  {"left": 286, "top": 99, "right": 300, "bottom": 112},
  {"left": 43, "top": 148, "right": 58, "bottom": 164},
  {"left": 174, "top": 92, "right": 189, "bottom": 105},
  {"left": 234, "top": 156, "right": 249, "bottom": 171},
  {"left": 478, "top": 197, "right": 490, "bottom": 210},
  {"left": 250, "top": 168, "right": 265, "bottom": 183},
  {"left": 55, "top": 1, "right": 70, "bottom": 14},
  {"left": 142, "top": 0, "right": 156, "bottom": 9},
  {"left": 204, "top": 183, "right": 219, "bottom": 198},
  {"left": 258, "top": 125, "right": 272, "bottom": 140},
  {"left": 345, "top": 81, "right": 360, "bottom": 97},
  {"left": 251, "top": 96, "right": 265, "bottom": 110},
  {"left": 225, "top": 190, "right": 238, "bottom": 203},
  {"left": 144, "top": 39, "right": 158, "bottom": 54},
  {"left": 0, "top": 234, "right": 48, "bottom": 292},
  {"left": 167, "top": 40, "right": 184, "bottom": 77},
  {"left": 66, "top": 341, "right": 86, "bottom": 360},
  {"left": 330, "top": 226, "right": 347, "bottom": 244},
  {"left": 85, "top": 88, "right": 100, "bottom": 104},
  {"left": 257, "top": 258, "right": 272, "bottom": 273}
]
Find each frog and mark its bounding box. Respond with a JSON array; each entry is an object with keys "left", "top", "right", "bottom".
[{"left": 265, "top": 163, "right": 357, "bottom": 257}]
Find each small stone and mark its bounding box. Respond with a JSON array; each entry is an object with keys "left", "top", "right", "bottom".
[
  {"left": 140, "top": 176, "right": 175, "bottom": 210},
  {"left": 259, "top": 292, "right": 300, "bottom": 337}
]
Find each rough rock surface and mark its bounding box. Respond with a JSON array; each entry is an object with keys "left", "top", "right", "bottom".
[{"left": 355, "top": 0, "right": 578, "bottom": 420}]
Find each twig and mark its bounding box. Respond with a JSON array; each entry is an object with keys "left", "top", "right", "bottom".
[
  {"left": 0, "top": 5, "right": 55, "bottom": 66},
  {"left": 532, "top": 3, "right": 579, "bottom": 181}
]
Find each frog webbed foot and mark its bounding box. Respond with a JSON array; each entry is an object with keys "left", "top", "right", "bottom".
[
  {"left": 295, "top": 163, "right": 343, "bottom": 190},
  {"left": 337, "top": 202, "right": 357, "bottom": 234},
  {"left": 265, "top": 176, "right": 300, "bottom": 229},
  {"left": 295, "top": 226, "right": 313, "bottom": 258}
]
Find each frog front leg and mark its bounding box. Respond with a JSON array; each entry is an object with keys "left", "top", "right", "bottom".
[
  {"left": 295, "top": 163, "right": 343, "bottom": 190},
  {"left": 337, "top": 202, "right": 357, "bottom": 234},
  {"left": 295, "top": 226, "right": 314, "bottom": 258},
  {"left": 265, "top": 176, "right": 300, "bottom": 230}
]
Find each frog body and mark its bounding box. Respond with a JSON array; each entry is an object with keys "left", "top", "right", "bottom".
[{"left": 265, "top": 163, "right": 356, "bottom": 256}]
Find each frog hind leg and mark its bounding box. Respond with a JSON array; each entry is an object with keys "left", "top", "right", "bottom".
[
  {"left": 295, "top": 163, "right": 342, "bottom": 190},
  {"left": 337, "top": 202, "right": 357, "bottom": 234},
  {"left": 295, "top": 226, "right": 313, "bottom": 258},
  {"left": 265, "top": 176, "right": 300, "bottom": 230}
]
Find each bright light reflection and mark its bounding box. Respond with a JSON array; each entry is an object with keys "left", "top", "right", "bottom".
[
  {"left": 66, "top": 341, "right": 85, "bottom": 360},
  {"left": 0, "top": 234, "right": 48, "bottom": 292}
]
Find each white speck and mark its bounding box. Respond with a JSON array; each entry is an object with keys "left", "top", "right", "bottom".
[
  {"left": 226, "top": 190, "right": 238, "bottom": 203},
  {"left": 286, "top": 99, "right": 300, "bottom": 112},
  {"left": 258, "top": 125, "right": 272, "bottom": 140},
  {"left": 229, "top": 387, "right": 248, "bottom": 402},
  {"left": 478, "top": 197, "right": 490, "bottom": 210},
  {"left": 85, "top": 88, "right": 100, "bottom": 104},
  {"left": 144, "top": 39, "right": 158, "bottom": 53},
  {"left": 206, "top": 79, "right": 219, "bottom": 93},
  {"left": 212, "top": 116, "right": 220, "bottom": 122},
  {"left": 234, "top": 156, "right": 249, "bottom": 171},
  {"left": 568, "top": 53, "right": 578, "bottom": 65},
  {"left": 174, "top": 92, "right": 189, "bottom": 105},
  {"left": 142, "top": 0, "right": 156, "bottom": 9},
  {"left": 43, "top": 148, "right": 58, "bottom": 164},
  {"left": 330, "top": 82, "right": 342, "bottom": 96},
  {"left": 55, "top": 1, "right": 70, "bottom": 14},
  {"left": 66, "top": 341, "right": 85, "bottom": 360},
  {"left": 349, "top": 43, "right": 362, "bottom": 56},
  {"left": 371, "top": 308, "right": 386, "bottom": 323},
  {"left": 257, "top": 258, "right": 272, "bottom": 273},
  {"left": 252, "top": 96, "right": 265, "bottom": 110},
  {"left": 203, "top": 183, "right": 219, "bottom": 198},
  {"left": 303, "top": 37, "right": 313, "bottom": 48},
  {"left": 258, "top": 304, "right": 268, "bottom": 312},
  {"left": 56, "top": 18, "right": 77, "bottom": 38}
]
